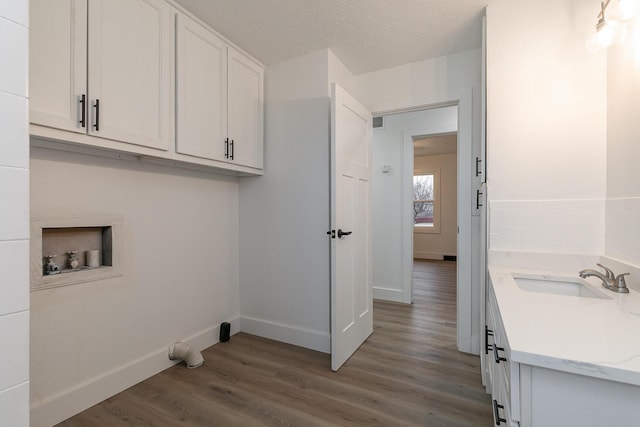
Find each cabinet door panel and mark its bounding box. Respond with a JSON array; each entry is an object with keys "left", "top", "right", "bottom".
[
  {"left": 228, "top": 47, "right": 263, "bottom": 169},
  {"left": 88, "top": 0, "right": 172, "bottom": 150},
  {"left": 30, "top": 0, "right": 87, "bottom": 133},
  {"left": 176, "top": 14, "right": 226, "bottom": 161},
  {"left": 485, "top": 302, "right": 496, "bottom": 391}
]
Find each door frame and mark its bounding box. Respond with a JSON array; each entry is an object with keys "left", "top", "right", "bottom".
[
  {"left": 376, "top": 88, "right": 473, "bottom": 353},
  {"left": 402, "top": 120, "right": 458, "bottom": 303}
]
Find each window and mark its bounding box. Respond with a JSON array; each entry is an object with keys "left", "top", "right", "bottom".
[{"left": 413, "top": 170, "right": 440, "bottom": 233}]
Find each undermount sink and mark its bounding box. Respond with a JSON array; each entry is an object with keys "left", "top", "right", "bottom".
[{"left": 512, "top": 274, "right": 611, "bottom": 299}]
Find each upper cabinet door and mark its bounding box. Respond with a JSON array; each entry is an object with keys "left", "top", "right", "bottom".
[
  {"left": 228, "top": 47, "right": 264, "bottom": 169},
  {"left": 176, "top": 14, "right": 227, "bottom": 161},
  {"left": 30, "top": 0, "right": 87, "bottom": 133},
  {"left": 87, "top": 0, "right": 172, "bottom": 150}
]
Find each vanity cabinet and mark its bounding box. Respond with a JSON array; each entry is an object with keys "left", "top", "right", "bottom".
[
  {"left": 484, "top": 274, "right": 640, "bottom": 426},
  {"left": 30, "top": 0, "right": 173, "bottom": 151},
  {"left": 176, "top": 13, "right": 263, "bottom": 169},
  {"left": 485, "top": 284, "right": 518, "bottom": 427}
]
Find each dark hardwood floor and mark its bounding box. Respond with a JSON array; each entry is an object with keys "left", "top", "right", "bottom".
[{"left": 58, "top": 260, "right": 492, "bottom": 426}]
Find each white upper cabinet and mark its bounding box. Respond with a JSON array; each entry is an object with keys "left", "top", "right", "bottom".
[
  {"left": 30, "top": 0, "right": 87, "bottom": 134},
  {"left": 228, "top": 47, "right": 264, "bottom": 169},
  {"left": 175, "top": 13, "right": 227, "bottom": 161},
  {"left": 176, "top": 15, "right": 263, "bottom": 169},
  {"left": 87, "top": 0, "right": 172, "bottom": 150},
  {"left": 30, "top": 0, "right": 173, "bottom": 151},
  {"left": 30, "top": 0, "right": 263, "bottom": 173}
]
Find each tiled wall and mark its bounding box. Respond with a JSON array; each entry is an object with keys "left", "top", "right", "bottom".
[
  {"left": 0, "top": 0, "right": 30, "bottom": 426},
  {"left": 606, "top": 197, "right": 640, "bottom": 267},
  {"left": 489, "top": 200, "right": 605, "bottom": 255}
]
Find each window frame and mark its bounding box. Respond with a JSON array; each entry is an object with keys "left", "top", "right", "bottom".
[{"left": 413, "top": 168, "right": 441, "bottom": 234}]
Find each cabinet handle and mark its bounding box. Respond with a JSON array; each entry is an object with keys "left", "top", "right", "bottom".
[
  {"left": 79, "top": 94, "right": 86, "bottom": 128},
  {"left": 476, "top": 157, "right": 482, "bottom": 177},
  {"left": 485, "top": 325, "right": 494, "bottom": 355},
  {"left": 492, "top": 399, "right": 507, "bottom": 425},
  {"left": 224, "top": 138, "right": 229, "bottom": 159},
  {"left": 476, "top": 189, "right": 483, "bottom": 209},
  {"left": 493, "top": 343, "right": 507, "bottom": 364},
  {"left": 93, "top": 99, "right": 100, "bottom": 131},
  {"left": 230, "top": 139, "right": 234, "bottom": 160}
]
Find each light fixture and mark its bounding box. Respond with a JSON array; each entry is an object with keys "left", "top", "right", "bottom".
[
  {"left": 587, "top": 0, "right": 635, "bottom": 53},
  {"left": 608, "top": 0, "right": 639, "bottom": 21}
]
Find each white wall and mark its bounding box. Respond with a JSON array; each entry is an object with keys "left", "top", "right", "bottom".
[
  {"left": 238, "top": 49, "right": 353, "bottom": 353},
  {"left": 0, "top": 2, "right": 30, "bottom": 425},
  {"left": 29, "top": 147, "right": 240, "bottom": 426},
  {"left": 486, "top": 0, "right": 607, "bottom": 255},
  {"left": 354, "top": 49, "right": 481, "bottom": 117},
  {"left": 370, "top": 107, "right": 457, "bottom": 303},
  {"left": 414, "top": 152, "right": 457, "bottom": 259},
  {"left": 606, "top": 18, "right": 640, "bottom": 267}
]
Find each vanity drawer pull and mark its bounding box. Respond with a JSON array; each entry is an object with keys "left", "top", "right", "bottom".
[
  {"left": 493, "top": 399, "right": 507, "bottom": 425},
  {"left": 485, "top": 325, "right": 494, "bottom": 355},
  {"left": 493, "top": 343, "right": 507, "bottom": 364}
]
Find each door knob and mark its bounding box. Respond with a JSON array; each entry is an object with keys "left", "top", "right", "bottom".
[{"left": 337, "top": 229, "right": 352, "bottom": 238}]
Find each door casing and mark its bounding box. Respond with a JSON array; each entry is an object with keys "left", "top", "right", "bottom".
[{"left": 377, "top": 88, "right": 474, "bottom": 354}]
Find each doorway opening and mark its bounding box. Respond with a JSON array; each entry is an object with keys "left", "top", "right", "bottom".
[
  {"left": 411, "top": 132, "right": 458, "bottom": 300},
  {"left": 371, "top": 98, "right": 474, "bottom": 353}
]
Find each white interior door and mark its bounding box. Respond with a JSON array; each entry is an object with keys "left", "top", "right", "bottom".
[{"left": 330, "top": 83, "right": 373, "bottom": 371}]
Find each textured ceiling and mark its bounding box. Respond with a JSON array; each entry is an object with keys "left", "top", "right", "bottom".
[{"left": 173, "top": 0, "right": 488, "bottom": 75}]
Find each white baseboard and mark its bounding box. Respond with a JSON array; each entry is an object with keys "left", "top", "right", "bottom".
[
  {"left": 373, "top": 286, "right": 406, "bottom": 303},
  {"left": 470, "top": 334, "right": 480, "bottom": 356},
  {"left": 239, "top": 316, "right": 330, "bottom": 354},
  {"left": 30, "top": 317, "right": 239, "bottom": 427}
]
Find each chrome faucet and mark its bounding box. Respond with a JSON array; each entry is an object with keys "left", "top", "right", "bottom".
[{"left": 579, "top": 263, "right": 630, "bottom": 294}]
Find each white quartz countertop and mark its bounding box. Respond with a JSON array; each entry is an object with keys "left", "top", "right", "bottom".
[{"left": 489, "top": 266, "right": 640, "bottom": 387}]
